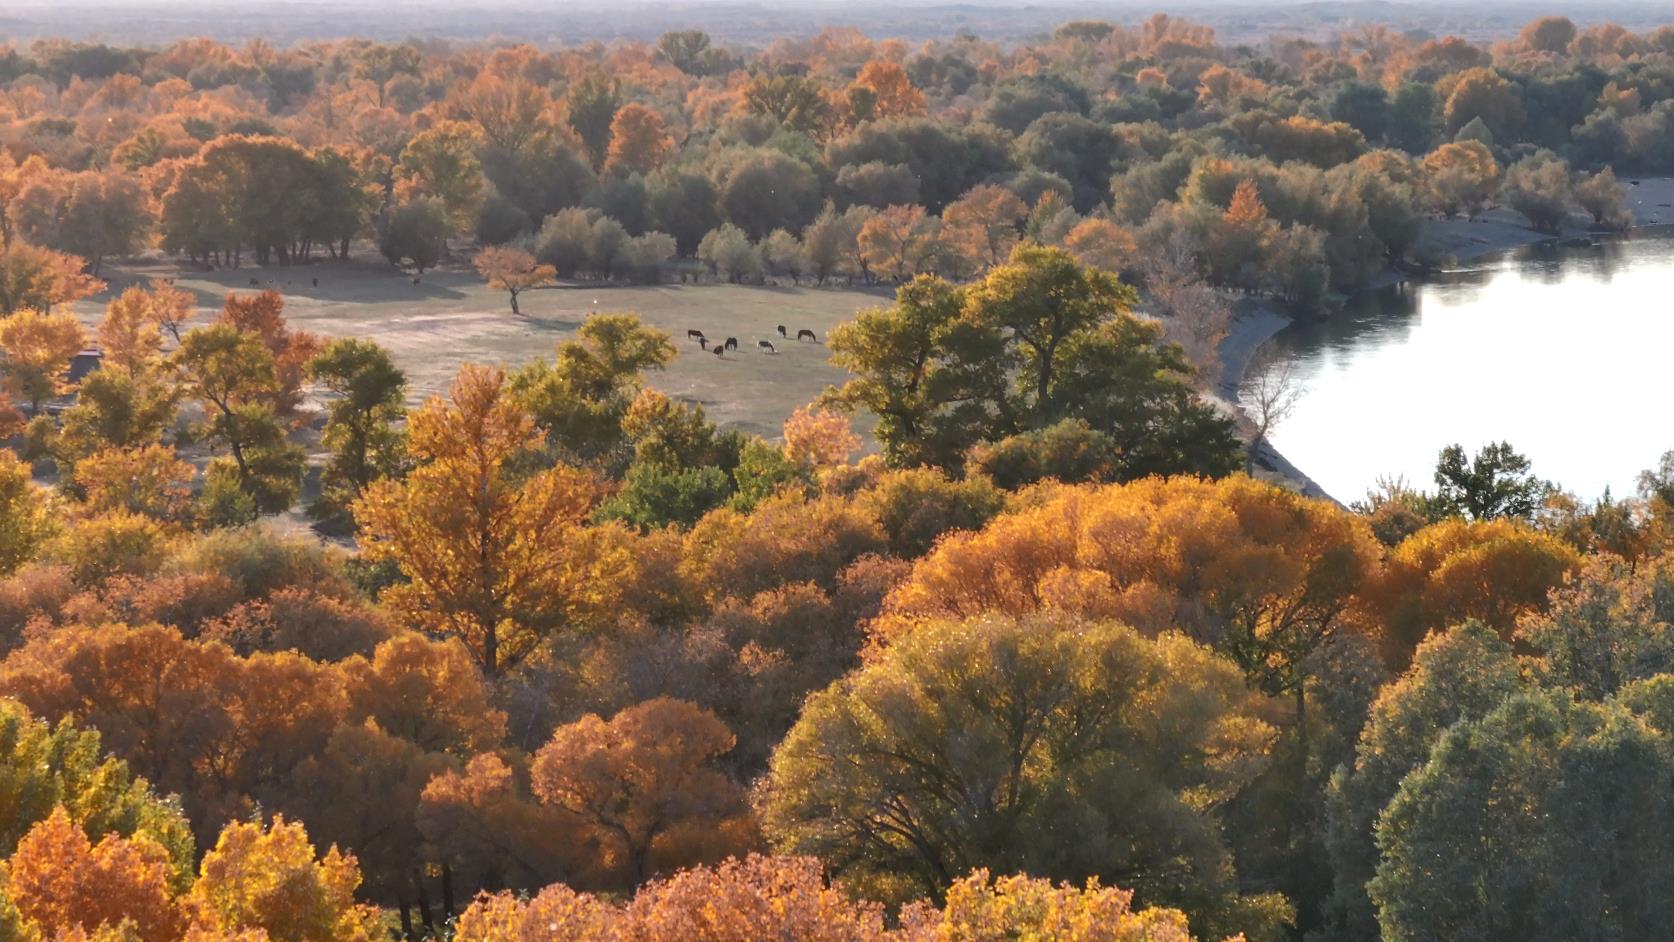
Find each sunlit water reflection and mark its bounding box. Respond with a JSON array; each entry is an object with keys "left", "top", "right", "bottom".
[{"left": 1267, "top": 230, "right": 1674, "bottom": 503}]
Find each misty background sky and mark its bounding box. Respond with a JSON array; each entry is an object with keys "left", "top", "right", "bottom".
[{"left": 3, "top": 0, "right": 1670, "bottom": 46}]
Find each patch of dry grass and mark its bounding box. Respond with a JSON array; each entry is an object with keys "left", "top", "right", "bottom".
[{"left": 78, "top": 258, "right": 893, "bottom": 440}]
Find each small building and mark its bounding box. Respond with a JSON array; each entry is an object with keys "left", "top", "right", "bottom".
[{"left": 66, "top": 348, "right": 103, "bottom": 384}]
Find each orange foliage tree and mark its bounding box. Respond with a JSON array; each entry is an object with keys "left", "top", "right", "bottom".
[
  {"left": 940, "top": 184, "right": 1026, "bottom": 270},
  {"left": 99, "top": 284, "right": 173, "bottom": 374},
  {"left": 5, "top": 806, "right": 186, "bottom": 942},
  {"left": 1061, "top": 217, "right": 1138, "bottom": 274},
  {"left": 416, "top": 752, "right": 576, "bottom": 894},
  {"left": 781, "top": 404, "right": 860, "bottom": 471},
  {"left": 473, "top": 246, "right": 556, "bottom": 315},
  {"left": 451, "top": 856, "right": 1224, "bottom": 942},
  {"left": 530, "top": 697, "right": 756, "bottom": 889},
  {"left": 845, "top": 60, "right": 926, "bottom": 124},
  {"left": 857, "top": 204, "right": 936, "bottom": 282},
  {"left": 604, "top": 103, "right": 675, "bottom": 176},
  {"left": 1369, "top": 517, "right": 1582, "bottom": 667}
]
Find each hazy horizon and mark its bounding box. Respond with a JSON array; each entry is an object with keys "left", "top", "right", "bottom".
[{"left": 5, "top": 0, "right": 1671, "bottom": 45}]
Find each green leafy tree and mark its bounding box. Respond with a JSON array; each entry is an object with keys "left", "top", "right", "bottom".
[
  {"left": 719, "top": 152, "right": 822, "bottom": 240},
  {"left": 1370, "top": 690, "right": 1674, "bottom": 941},
  {"left": 0, "top": 699, "right": 195, "bottom": 885},
  {"left": 825, "top": 275, "right": 973, "bottom": 467},
  {"left": 657, "top": 30, "right": 719, "bottom": 75},
  {"left": 564, "top": 72, "right": 622, "bottom": 167},
  {"left": 1320, "top": 623, "right": 1526, "bottom": 941},
  {"left": 598, "top": 462, "right": 732, "bottom": 530},
  {"left": 828, "top": 246, "right": 1240, "bottom": 477},
  {"left": 742, "top": 73, "right": 832, "bottom": 134},
  {"left": 1432, "top": 441, "right": 1550, "bottom": 520},
  {"left": 307, "top": 338, "right": 408, "bottom": 525},
  {"left": 172, "top": 324, "right": 304, "bottom": 514},
  {"left": 510, "top": 314, "right": 676, "bottom": 466},
  {"left": 54, "top": 368, "right": 180, "bottom": 469},
  {"left": 378, "top": 197, "right": 450, "bottom": 273},
  {"left": 1503, "top": 152, "right": 1574, "bottom": 233},
  {"left": 761, "top": 611, "right": 1289, "bottom": 939},
  {"left": 396, "top": 121, "right": 488, "bottom": 232},
  {"left": 730, "top": 438, "right": 804, "bottom": 513}
]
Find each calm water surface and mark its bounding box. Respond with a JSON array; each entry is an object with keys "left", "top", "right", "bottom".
[{"left": 1268, "top": 231, "right": 1674, "bottom": 503}]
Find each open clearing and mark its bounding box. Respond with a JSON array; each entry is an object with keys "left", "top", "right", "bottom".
[{"left": 78, "top": 258, "right": 894, "bottom": 441}]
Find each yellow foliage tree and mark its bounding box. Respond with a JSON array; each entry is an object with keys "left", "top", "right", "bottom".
[
  {"left": 0, "top": 450, "right": 54, "bottom": 576},
  {"left": 454, "top": 884, "right": 615, "bottom": 942},
  {"left": 900, "top": 869, "right": 1202, "bottom": 942},
  {"left": 1422, "top": 141, "right": 1501, "bottom": 219},
  {"left": 72, "top": 445, "right": 196, "bottom": 522},
  {"left": 353, "top": 363, "right": 633, "bottom": 676},
  {"left": 98, "top": 285, "right": 170, "bottom": 374},
  {"left": 622, "top": 854, "right": 893, "bottom": 942},
  {"left": 186, "top": 816, "right": 382, "bottom": 942},
  {"left": 782, "top": 405, "right": 860, "bottom": 471},
  {"left": 0, "top": 308, "right": 88, "bottom": 411}
]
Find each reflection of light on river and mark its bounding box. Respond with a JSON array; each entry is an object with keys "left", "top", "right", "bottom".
[{"left": 1266, "top": 234, "right": 1674, "bottom": 503}]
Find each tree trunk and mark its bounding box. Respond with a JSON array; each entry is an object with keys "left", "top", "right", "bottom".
[
  {"left": 441, "top": 863, "right": 457, "bottom": 918},
  {"left": 1294, "top": 683, "right": 1309, "bottom": 782},
  {"left": 413, "top": 869, "right": 434, "bottom": 931}
]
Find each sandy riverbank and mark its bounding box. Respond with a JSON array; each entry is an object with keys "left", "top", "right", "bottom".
[
  {"left": 1214, "top": 176, "right": 1674, "bottom": 504},
  {"left": 1211, "top": 298, "right": 1338, "bottom": 502}
]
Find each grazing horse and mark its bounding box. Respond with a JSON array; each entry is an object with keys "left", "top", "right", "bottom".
[
  {"left": 698, "top": 336, "right": 709, "bottom": 350},
  {"left": 725, "top": 337, "right": 738, "bottom": 351},
  {"left": 758, "top": 340, "right": 776, "bottom": 353},
  {"left": 777, "top": 325, "right": 787, "bottom": 337},
  {"left": 712, "top": 345, "right": 724, "bottom": 357},
  {"left": 688, "top": 329, "right": 706, "bottom": 341},
  {"left": 797, "top": 328, "right": 817, "bottom": 342}
]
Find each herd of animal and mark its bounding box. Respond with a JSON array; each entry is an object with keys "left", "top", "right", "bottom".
[
  {"left": 249, "top": 277, "right": 321, "bottom": 288},
  {"left": 228, "top": 272, "right": 823, "bottom": 364},
  {"left": 686, "top": 324, "right": 818, "bottom": 357}
]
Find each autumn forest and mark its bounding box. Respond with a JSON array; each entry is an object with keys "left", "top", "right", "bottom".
[{"left": 1, "top": 8, "right": 1674, "bottom": 942}]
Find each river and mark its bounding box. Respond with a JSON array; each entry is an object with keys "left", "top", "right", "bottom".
[{"left": 1266, "top": 229, "right": 1674, "bottom": 504}]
